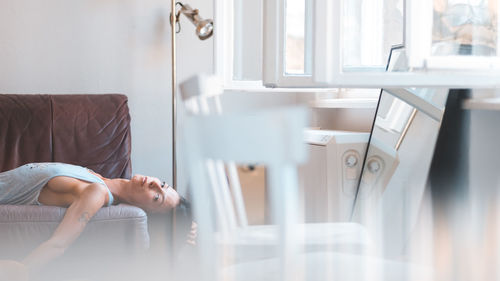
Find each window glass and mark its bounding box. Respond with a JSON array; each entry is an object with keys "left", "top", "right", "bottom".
[
  {"left": 285, "top": 0, "right": 307, "bottom": 74},
  {"left": 342, "top": 0, "right": 405, "bottom": 70},
  {"left": 432, "top": 0, "right": 498, "bottom": 56}
]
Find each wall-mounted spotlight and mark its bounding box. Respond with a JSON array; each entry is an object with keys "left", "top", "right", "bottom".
[{"left": 173, "top": 2, "right": 214, "bottom": 40}]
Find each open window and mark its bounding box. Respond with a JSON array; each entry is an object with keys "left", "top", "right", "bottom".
[
  {"left": 262, "top": 0, "right": 405, "bottom": 88},
  {"left": 258, "top": 0, "right": 500, "bottom": 88}
]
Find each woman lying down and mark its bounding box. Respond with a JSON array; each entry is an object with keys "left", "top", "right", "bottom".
[{"left": 0, "top": 162, "right": 193, "bottom": 280}]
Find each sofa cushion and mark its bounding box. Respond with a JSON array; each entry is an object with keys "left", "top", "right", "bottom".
[
  {"left": 0, "top": 95, "right": 53, "bottom": 172},
  {"left": 0, "top": 204, "right": 149, "bottom": 259},
  {"left": 51, "top": 94, "right": 132, "bottom": 179}
]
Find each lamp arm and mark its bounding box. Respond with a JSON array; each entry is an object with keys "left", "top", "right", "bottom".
[{"left": 179, "top": 4, "right": 202, "bottom": 26}]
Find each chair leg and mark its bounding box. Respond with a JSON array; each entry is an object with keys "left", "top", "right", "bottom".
[{"left": 268, "top": 164, "right": 302, "bottom": 281}]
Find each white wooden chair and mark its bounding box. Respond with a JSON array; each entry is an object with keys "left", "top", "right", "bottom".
[
  {"left": 181, "top": 105, "right": 311, "bottom": 280},
  {"left": 179, "top": 75, "right": 370, "bottom": 261},
  {"left": 178, "top": 74, "right": 433, "bottom": 281}
]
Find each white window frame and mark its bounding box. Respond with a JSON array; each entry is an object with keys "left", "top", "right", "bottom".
[
  {"left": 213, "top": 0, "right": 235, "bottom": 89},
  {"left": 259, "top": 0, "right": 500, "bottom": 89},
  {"left": 215, "top": 0, "right": 500, "bottom": 91},
  {"left": 262, "top": 0, "right": 317, "bottom": 87},
  {"left": 263, "top": 0, "right": 404, "bottom": 88},
  {"left": 214, "top": 0, "right": 368, "bottom": 98},
  {"left": 213, "top": 0, "right": 376, "bottom": 99},
  {"left": 214, "top": 0, "right": 324, "bottom": 91}
]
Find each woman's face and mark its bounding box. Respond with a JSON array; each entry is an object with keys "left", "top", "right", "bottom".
[{"left": 129, "top": 174, "right": 180, "bottom": 213}]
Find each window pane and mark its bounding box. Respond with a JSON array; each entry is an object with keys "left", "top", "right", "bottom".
[
  {"left": 285, "top": 0, "right": 306, "bottom": 74},
  {"left": 342, "top": 0, "right": 405, "bottom": 69},
  {"left": 432, "top": 0, "right": 498, "bottom": 56}
]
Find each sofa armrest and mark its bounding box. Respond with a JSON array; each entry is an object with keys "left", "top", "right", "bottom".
[{"left": 0, "top": 204, "right": 150, "bottom": 259}]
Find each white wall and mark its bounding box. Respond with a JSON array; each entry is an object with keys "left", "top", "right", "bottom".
[
  {"left": 0, "top": 0, "right": 213, "bottom": 183},
  {"left": 233, "top": 0, "right": 262, "bottom": 80}
]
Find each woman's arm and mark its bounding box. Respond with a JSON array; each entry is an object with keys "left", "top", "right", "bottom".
[{"left": 22, "top": 183, "right": 107, "bottom": 273}]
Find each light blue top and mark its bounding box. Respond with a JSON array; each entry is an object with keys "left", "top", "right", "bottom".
[{"left": 0, "top": 163, "right": 113, "bottom": 206}]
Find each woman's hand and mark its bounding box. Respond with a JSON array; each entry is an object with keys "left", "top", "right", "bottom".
[{"left": 0, "top": 260, "right": 29, "bottom": 281}]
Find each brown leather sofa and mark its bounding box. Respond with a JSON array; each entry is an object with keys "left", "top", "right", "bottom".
[{"left": 0, "top": 94, "right": 150, "bottom": 263}]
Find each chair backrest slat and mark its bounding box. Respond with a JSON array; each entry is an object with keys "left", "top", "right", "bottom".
[{"left": 227, "top": 162, "right": 249, "bottom": 227}]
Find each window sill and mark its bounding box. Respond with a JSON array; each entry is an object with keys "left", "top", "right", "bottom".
[
  {"left": 222, "top": 80, "right": 338, "bottom": 93},
  {"left": 309, "top": 98, "right": 379, "bottom": 109}
]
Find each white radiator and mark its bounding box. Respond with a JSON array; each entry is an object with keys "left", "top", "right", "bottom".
[{"left": 298, "top": 130, "right": 369, "bottom": 222}]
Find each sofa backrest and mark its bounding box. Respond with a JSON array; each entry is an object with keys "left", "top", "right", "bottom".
[{"left": 0, "top": 94, "right": 132, "bottom": 179}]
